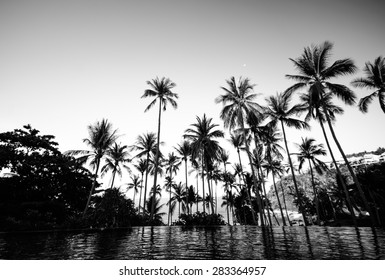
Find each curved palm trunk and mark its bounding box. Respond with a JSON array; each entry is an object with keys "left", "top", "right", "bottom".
[
  {"left": 138, "top": 173, "right": 144, "bottom": 212},
  {"left": 110, "top": 167, "right": 117, "bottom": 189},
  {"left": 150, "top": 99, "right": 162, "bottom": 221},
  {"left": 280, "top": 121, "right": 308, "bottom": 226},
  {"left": 322, "top": 106, "right": 376, "bottom": 226},
  {"left": 272, "top": 174, "right": 287, "bottom": 226},
  {"left": 319, "top": 119, "right": 357, "bottom": 225},
  {"left": 308, "top": 159, "right": 321, "bottom": 225},
  {"left": 83, "top": 158, "right": 101, "bottom": 217}
]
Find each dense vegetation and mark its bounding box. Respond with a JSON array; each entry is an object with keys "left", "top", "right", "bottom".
[{"left": 1, "top": 41, "right": 384, "bottom": 231}]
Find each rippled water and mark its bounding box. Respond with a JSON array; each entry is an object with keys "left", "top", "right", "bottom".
[{"left": 0, "top": 226, "right": 384, "bottom": 259}]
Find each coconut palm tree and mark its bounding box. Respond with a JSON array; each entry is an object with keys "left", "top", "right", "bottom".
[
  {"left": 66, "top": 119, "right": 118, "bottom": 217},
  {"left": 127, "top": 174, "right": 141, "bottom": 209},
  {"left": 294, "top": 138, "right": 328, "bottom": 225},
  {"left": 175, "top": 140, "right": 192, "bottom": 214},
  {"left": 133, "top": 158, "right": 148, "bottom": 213},
  {"left": 216, "top": 77, "right": 264, "bottom": 225},
  {"left": 100, "top": 143, "right": 131, "bottom": 189},
  {"left": 265, "top": 92, "right": 310, "bottom": 225},
  {"left": 171, "top": 182, "right": 187, "bottom": 219},
  {"left": 352, "top": 56, "right": 385, "bottom": 113},
  {"left": 142, "top": 76, "right": 178, "bottom": 221},
  {"left": 184, "top": 114, "right": 224, "bottom": 214},
  {"left": 285, "top": 41, "right": 376, "bottom": 226},
  {"left": 164, "top": 152, "right": 181, "bottom": 225},
  {"left": 130, "top": 132, "right": 157, "bottom": 214}
]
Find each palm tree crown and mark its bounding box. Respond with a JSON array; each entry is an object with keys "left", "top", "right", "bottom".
[
  {"left": 101, "top": 143, "right": 131, "bottom": 188},
  {"left": 351, "top": 56, "right": 385, "bottom": 113},
  {"left": 285, "top": 41, "right": 357, "bottom": 106}
]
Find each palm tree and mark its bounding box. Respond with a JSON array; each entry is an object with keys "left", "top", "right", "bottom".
[
  {"left": 127, "top": 174, "right": 141, "bottom": 209},
  {"left": 142, "top": 77, "right": 178, "bottom": 221},
  {"left": 146, "top": 196, "right": 166, "bottom": 225},
  {"left": 133, "top": 158, "right": 148, "bottom": 213},
  {"left": 164, "top": 152, "right": 181, "bottom": 225},
  {"left": 216, "top": 76, "right": 264, "bottom": 225},
  {"left": 175, "top": 140, "right": 192, "bottom": 214},
  {"left": 66, "top": 119, "right": 118, "bottom": 217},
  {"left": 265, "top": 92, "right": 309, "bottom": 225},
  {"left": 130, "top": 132, "right": 157, "bottom": 214},
  {"left": 171, "top": 182, "right": 186, "bottom": 219},
  {"left": 352, "top": 56, "right": 385, "bottom": 113},
  {"left": 286, "top": 41, "right": 375, "bottom": 225},
  {"left": 100, "top": 143, "right": 131, "bottom": 189},
  {"left": 294, "top": 138, "right": 328, "bottom": 225},
  {"left": 184, "top": 114, "right": 224, "bottom": 214}
]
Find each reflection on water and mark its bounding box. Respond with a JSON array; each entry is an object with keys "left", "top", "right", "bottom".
[{"left": 0, "top": 226, "right": 384, "bottom": 259}]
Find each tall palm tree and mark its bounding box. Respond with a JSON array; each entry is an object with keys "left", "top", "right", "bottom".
[
  {"left": 66, "top": 119, "right": 118, "bottom": 217},
  {"left": 100, "top": 143, "right": 131, "bottom": 189},
  {"left": 216, "top": 77, "right": 264, "bottom": 225},
  {"left": 130, "top": 132, "right": 157, "bottom": 214},
  {"left": 286, "top": 41, "right": 375, "bottom": 225},
  {"left": 175, "top": 140, "right": 192, "bottom": 214},
  {"left": 184, "top": 114, "right": 224, "bottom": 214},
  {"left": 164, "top": 152, "right": 181, "bottom": 225},
  {"left": 352, "top": 56, "right": 385, "bottom": 113},
  {"left": 127, "top": 174, "right": 141, "bottom": 209},
  {"left": 265, "top": 92, "right": 310, "bottom": 225},
  {"left": 142, "top": 77, "right": 178, "bottom": 221},
  {"left": 294, "top": 138, "right": 328, "bottom": 225}
]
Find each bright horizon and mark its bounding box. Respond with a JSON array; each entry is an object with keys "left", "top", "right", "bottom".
[{"left": 1, "top": 0, "right": 384, "bottom": 191}]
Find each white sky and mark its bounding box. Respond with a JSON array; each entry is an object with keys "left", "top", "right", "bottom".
[{"left": 1, "top": 0, "right": 384, "bottom": 192}]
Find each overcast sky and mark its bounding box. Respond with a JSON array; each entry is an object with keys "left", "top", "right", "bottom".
[{"left": 1, "top": 0, "right": 384, "bottom": 186}]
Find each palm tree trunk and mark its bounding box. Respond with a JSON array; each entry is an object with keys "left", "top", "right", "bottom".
[
  {"left": 280, "top": 121, "right": 308, "bottom": 226},
  {"left": 223, "top": 163, "right": 230, "bottom": 225},
  {"left": 139, "top": 173, "right": 144, "bottom": 212},
  {"left": 319, "top": 119, "right": 357, "bottom": 225},
  {"left": 258, "top": 166, "right": 272, "bottom": 226},
  {"left": 110, "top": 168, "right": 117, "bottom": 189},
  {"left": 201, "top": 152, "right": 206, "bottom": 214},
  {"left": 168, "top": 183, "right": 172, "bottom": 226},
  {"left": 240, "top": 122, "right": 262, "bottom": 226},
  {"left": 185, "top": 159, "right": 189, "bottom": 214},
  {"left": 83, "top": 158, "right": 101, "bottom": 217},
  {"left": 150, "top": 99, "right": 162, "bottom": 221},
  {"left": 206, "top": 166, "right": 215, "bottom": 214},
  {"left": 196, "top": 173, "right": 199, "bottom": 213},
  {"left": 308, "top": 159, "right": 321, "bottom": 225},
  {"left": 133, "top": 189, "right": 137, "bottom": 209},
  {"left": 272, "top": 174, "right": 287, "bottom": 226},
  {"left": 322, "top": 103, "right": 376, "bottom": 226},
  {"left": 279, "top": 177, "right": 292, "bottom": 226},
  {"left": 143, "top": 154, "right": 150, "bottom": 215}
]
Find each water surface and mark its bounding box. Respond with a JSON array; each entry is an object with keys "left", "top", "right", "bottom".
[{"left": 0, "top": 226, "right": 384, "bottom": 259}]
